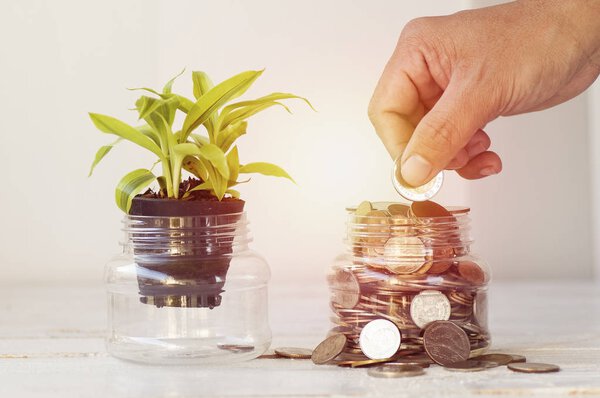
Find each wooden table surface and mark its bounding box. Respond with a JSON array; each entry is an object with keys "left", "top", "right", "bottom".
[{"left": 1, "top": 281, "right": 599, "bottom": 397}]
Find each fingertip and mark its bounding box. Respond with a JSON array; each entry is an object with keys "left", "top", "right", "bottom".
[{"left": 456, "top": 151, "right": 502, "bottom": 180}]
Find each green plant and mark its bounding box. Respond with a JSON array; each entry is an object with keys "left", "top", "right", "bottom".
[{"left": 89, "top": 69, "right": 313, "bottom": 213}]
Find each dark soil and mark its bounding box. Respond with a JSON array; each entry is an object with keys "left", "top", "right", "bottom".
[{"left": 140, "top": 177, "right": 239, "bottom": 202}]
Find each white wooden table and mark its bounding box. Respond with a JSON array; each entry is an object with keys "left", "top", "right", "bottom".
[{"left": 1, "top": 281, "right": 599, "bottom": 397}]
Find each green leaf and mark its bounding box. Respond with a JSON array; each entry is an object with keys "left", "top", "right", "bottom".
[
  {"left": 183, "top": 180, "right": 213, "bottom": 198},
  {"left": 182, "top": 156, "right": 209, "bottom": 181},
  {"left": 192, "top": 71, "right": 214, "bottom": 99},
  {"left": 239, "top": 162, "right": 295, "bottom": 183},
  {"left": 136, "top": 124, "right": 161, "bottom": 147},
  {"left": 226, "top": 146, "right": 240, "bottom": 185},
  {"left": 190, "top": 133, "right": 210, "bottom": 146},
  {"left": 115, "top": 169, "right": 156, "bottom": 213},
  {"left": 219, "top": 101, "right": 290, "bottom": 130},
  {"left": 88, "top": 138, "right": 122, "bottom": 177},
  {"left": 162, "top": 68, "right": 186, "bottom": 95},
  {"left": 192, "top": 71, "right": 217, "bottom": 135},
  {"left": 181, "top": 70, "right": 263, "bottom": 140},
  {"left": 171, "top": 143, "right": 229, "bottom": 197},
  {"left": 89, "top": 113, "right": 163, "bottom": 159},
  {"left": 128, "top": 87, "right": 164, "bottom": 97},
  {"left": 173, "top": 94, "right": 194, "bottom": 113},
  {"left": 217, "top": 121, "right": 247, "bottom": 152},
  {"left": 135, "top": 96, "right": 163, "bottom": 120}
]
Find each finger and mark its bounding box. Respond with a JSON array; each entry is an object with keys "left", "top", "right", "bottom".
[
  {"left": 400, "top": 79, "right": 494, "bottom": 186},
  {"left": 456, "top": 151, "right": 503, "bottom": 179},
  {"left": 368, "top": 46, "right": 443, "bottom": 160},
  {"left": 464, "top": 129, "right": 491, "bottom": 158},
  {"left": 446, "top": 148, "right": 469, "bottom": 170}
]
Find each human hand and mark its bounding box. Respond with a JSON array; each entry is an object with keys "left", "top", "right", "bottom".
[{"left": 369, "top": 0, "right": 600, "bottom": 186}]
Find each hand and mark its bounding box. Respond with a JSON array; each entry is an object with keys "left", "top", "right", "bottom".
[{"left": 368, "top": 0, "right": 600, "bottom": 186}]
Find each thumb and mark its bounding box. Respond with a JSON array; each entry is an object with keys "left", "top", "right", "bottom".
[{"left": 400, "top": 79, "right": 493, "bottom": 186}]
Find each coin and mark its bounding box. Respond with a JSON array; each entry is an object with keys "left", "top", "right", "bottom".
[
  {"left": 355, "top": 200, "right": 373, "bottom": 216},
  {"left": 311, "top": 333, "right": 347, "bottom": 364},
  {"left": 473, "top": 353, "right": 515, "bottom": 366},
  {"left": 392, "top": 157, "right": 443, "bottom": 202},
  {"left": 274, "top": 347, "right": 313, "bottom": 359},
  {"left": 444, "top": 360, "right": 499, "bottom": 372},
  {"left": 383, "top": 236, "right": 429, "bottom": 274},
  {"left": 331, "top": 269, "right": 361, "bottom": 309},
  {"left": 410, "top": 290, "right": 452, "bottom": 328},
  {"left": 457, "top": 261, "right": 486, "bottom": 285},
  {"left": 508, "top": 354, "right": 527, "bottom": 363},
  {"left": 427, "top": 260, "right": 454, "bottom": 275},
  {"left": 359, "top": 319, "right": 402, "bottom": 360},
  {"left": 337, "top": 358, "right": 390, "bottom": 368},
  {"left": 387, "top": 358, "right": 431, "bottom": 368},
  {"left": 508, "top": 362, "right": 560, "bottom": 373},
  {"left": 368, "top": 364, "right": 425, "bottom": 378},
  {"left": 409, "top": 200, "right": 453, "bottom": 218},
  {"left": 423, "top": 320, "right": 470, "bottom": 366},
  {"left": 217, "top": 343, "right": 255, "bottom": 352},
  {"left": 387, "top": 203, "right": 410, "bottom": 217}
]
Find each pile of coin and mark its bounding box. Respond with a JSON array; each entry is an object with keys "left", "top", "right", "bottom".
[{"left": 328, "top": 200, "right": 490, "bottom": 363}]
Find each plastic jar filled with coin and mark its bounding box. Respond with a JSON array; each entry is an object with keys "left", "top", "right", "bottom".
[{"left": 327, "top": 200, "right": 491, "bottom": 362}]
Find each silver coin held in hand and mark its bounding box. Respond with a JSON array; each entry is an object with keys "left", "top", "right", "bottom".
[
  {"left": 392, "top": 156, "right": 444, "bottom": 202},
  {"left": 359, "top": 319, "right": 402, "bottom": 360}
]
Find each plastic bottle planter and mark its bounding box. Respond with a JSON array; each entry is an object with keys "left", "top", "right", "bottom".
[
  {"left": 105, "top": 198, "right": 271, "bottom": 365},
  {"left": 327, "top": 202, "right": 490, "bottom": 360}
]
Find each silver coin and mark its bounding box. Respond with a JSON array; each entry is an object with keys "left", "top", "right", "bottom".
[
  {"left": 392, "top": 156, "right": 443, "bottom": 202},
  {"left": 368, "top": 364, "right": 425, "bottom": 378},
  {"left": 359, "top": 319, "right": 402, "bottom": 360},
  {"left": 410, "top": 290, "right": 451, "bottom": 329}
]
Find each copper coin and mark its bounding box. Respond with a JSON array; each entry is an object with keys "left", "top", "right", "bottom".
[
  {"left": 368, "top": 364, "right": 425, "bottom": 378},
  {"left": 444, "top": 360, "right": 499, "bottom": 372},
  {"left": 311, "top": 333, "right": 347, "bottom": 364},
  {"left": 508, "top": 354, "right": 527, "bottom": 363},
  {"left": 274, "top": 347, "right": 313, "bottom": 359},
  {"left": 427, "top": 260, "right": 454, "bottom": 275},
  {"left": 337, "top": 358, "right": 389, "bottom": 368},
  {"left": 386, "top": 358, "right": 431, "bottom": 368},
  {"left": 387, "top": 203, "right": 410, "bottom": 217},
  {"left": 456, "top": 261, "right": 486, "bottom": 285},
  {"left": 508, "top": 362, "right": 560, "bottom": 373},
  {"left": 410, "top": 200, "right": 452, "bottom": 218},
  {"left": 473, "top": 353, "right": 516, "bottom": 366},
  {"left": 257, "top": 353, "right": 282, "bottom": 359},
  {"left": 331, "top": 269, "right": 360, "bottom": 309},
  {"left": 423, "top": 321, "right": 470, "bottom": 366},
  {"left": 217, "top": 343, "right": 255, "bottom": 352}
]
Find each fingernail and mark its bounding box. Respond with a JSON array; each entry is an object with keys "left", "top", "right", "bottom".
[
  {"left": 402, "top": 154, "right": 433, "bottom": 186},
  {"left": 480, "top": 167, "right": 498, "bottom": 176}
]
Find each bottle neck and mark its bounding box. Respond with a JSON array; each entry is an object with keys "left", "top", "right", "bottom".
[
  {"left": 345, "top": 209, "right": 473, "bottom": 263},
  {"left": 121, "top": 212, "right": 252, "bottom": 256}
]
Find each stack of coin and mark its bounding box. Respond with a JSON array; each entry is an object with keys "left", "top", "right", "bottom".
[{"left": 328, "top": 200, "right": 490, "bottom": 362}]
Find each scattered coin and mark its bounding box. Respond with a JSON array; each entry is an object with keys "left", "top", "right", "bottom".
[
  {"left": 473, "top": 353, "right": 516, "bottom": 366},
  {"left": 457, "top": 261, "right": 486, "bottom": 285},
  {"left": 423, "top": 321, "right": 470, "bottom": 366},
  {"left": 444, "top": 360, "right": 499, "bottom": 372},
  {"left": 508, "top": 362, "right": 560, "bottom": 373},
  {"left": 337, "top": 358, "right": 390, "bottom": 368},
  {"left": 312, "top": 334, "right": 348, "bottom": 365},
  {"left": 274, "top": 347, "right": 313, "bottom": 359},
  {"left": 257, "top": 353, "right": 282, "bottom": 359},
  {"left": 392, "top": 157, "right": 444, "bottom": 202},
  {"left": 386, "top": 358, "right": 431, "bottom": 368},
  {"left": 368, "top": 364, "right": 425, "bottom": 378},
  {"left": 410, "top": 290, "right": 452, "bottom": 329},
  {"left": 508, "top": 354, "right": 527, "bottom": 363},
  {"left": 330, "top": 269, "right": 361, "bottom": 309},
  {"left": 359, "top": 319, "right": 402, "bottom": 360},
  {"left": 217, "top": 343, "right": 255, "bottom": 353}
]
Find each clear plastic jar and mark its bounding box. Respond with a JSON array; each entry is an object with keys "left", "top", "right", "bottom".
[
  {"left": 328, "top": 202, "right": 490, "bottom": 359},
  {"left": 105, "top": 212, "right": 271, "bottom": 365}
]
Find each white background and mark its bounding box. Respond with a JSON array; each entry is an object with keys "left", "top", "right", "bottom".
[{"left": 0, "top": 0, "right": 598, "bottom": 286}]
